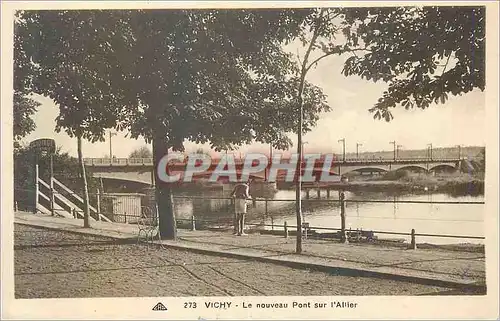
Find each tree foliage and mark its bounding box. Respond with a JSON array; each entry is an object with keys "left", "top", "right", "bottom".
[
  {"left": 111, "top": 9, "right": 330, "bottom": 152},
  {"left": 15, "top": 9, "right": 331, "bottom": 150},
  {"left": 13, "top": 13, "right": 41, "bottom": 142},
  {"left": 128, "top": 146, "right": 152, "bottom": 158},
  {"left": 194, "top": 148, "right": 211, "bottom": 156},
  {"left": 337, "top": 6, "right": 485, "bottom": 121},
  {"left": 15, "top": 11, "right": 130, "bottom": 142},
  {"left": 13, "top": 93, "right": 40, "bottom": 142}
]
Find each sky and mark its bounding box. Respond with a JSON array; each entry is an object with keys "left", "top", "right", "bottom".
[{"left": 21, "top": 40, "right": 485, "bottom": 159}]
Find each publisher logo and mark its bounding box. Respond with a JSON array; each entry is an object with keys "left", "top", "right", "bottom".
[{"left": 152, "top": 302, "right": 168, "bottom": 311}]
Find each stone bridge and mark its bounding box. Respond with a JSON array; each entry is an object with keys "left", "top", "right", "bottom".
[{"left": 84, "top": 157, "right": 463, "bottom": 186}]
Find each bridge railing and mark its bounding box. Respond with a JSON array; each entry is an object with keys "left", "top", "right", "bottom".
[
  {"left": 341, "top": 157, "right": 462, "bottom": 163},
  {"left": 83, "top": 157, "right": 464, "bottom": 166},
  {"left": 84, "top": 158, "right": 155, "bottom": 166},
  {"left": 126, "top": 158, "right": 154, "bottom": 165}
]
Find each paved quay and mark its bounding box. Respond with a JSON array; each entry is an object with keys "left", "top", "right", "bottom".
[{"left": 14, "top": 211, "right": 485, "bottom": 289}]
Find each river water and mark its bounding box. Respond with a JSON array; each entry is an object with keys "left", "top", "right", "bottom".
[{"left": 171, "top": 188, "right": 484, "bottom": 245}]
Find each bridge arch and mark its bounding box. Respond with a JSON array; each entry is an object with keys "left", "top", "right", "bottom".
[
  {"left": 391, "top": 164, "right": 428, "bottom": 173},
  {"left": 429, "top": 164, "right": 457, "bottom": 172},
  {"left": 93, "top": 173, "right": 153, "bottom": 186},
  {"left": 341, "top": 166, "right": 388, "bottom": 175}
]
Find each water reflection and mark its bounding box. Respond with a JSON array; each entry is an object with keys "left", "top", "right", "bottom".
[{"left": 171, "top": 187, "right": 484, "bottom": 245}]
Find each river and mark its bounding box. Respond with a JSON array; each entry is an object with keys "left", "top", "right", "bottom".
[{"left": 171, "top": 188, "right": 484, "bottom": 245}]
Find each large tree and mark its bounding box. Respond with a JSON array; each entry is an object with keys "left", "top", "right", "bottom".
[
  {"left": 15, "top": 9, "right": 330, "bottom": 238},
  {"left": 15, "top": 11, "right": 131, "bottom": 227},
  {"left": 290, "top": 8, "right": 344, "bottom": 253}
]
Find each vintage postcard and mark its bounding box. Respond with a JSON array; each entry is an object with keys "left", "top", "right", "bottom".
[{"left": 1, "top": 1, "right": 499, "bottom": 320}]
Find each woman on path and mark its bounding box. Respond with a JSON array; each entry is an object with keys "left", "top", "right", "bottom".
[{"left": 230, "top": 179, "right": 252, "bottom": 236}]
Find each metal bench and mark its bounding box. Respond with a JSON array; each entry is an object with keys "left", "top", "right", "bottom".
[
  {"left": 302, "top": 222, "right": 311, "bottom": 239},
  {"left": 346, "top": 229, "right": 376, "bottom": 242},
  {"left": 137, "top": 205, "right": 164, "bottom": 248}
]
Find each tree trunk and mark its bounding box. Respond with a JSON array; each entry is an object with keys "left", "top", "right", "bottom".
[
  {"left": 77, "top": 135, "right": 91, "bottom": 228},
  {"left": 294, "top": 12, "right": 326, "bottom": 254},
  {"left": 153, "top": 136, "right": 177, "bottom": 240},
  {"left": 295, "top": 89, "right": 304, "bottom": 254}
]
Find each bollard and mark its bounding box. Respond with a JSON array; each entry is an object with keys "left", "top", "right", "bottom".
[
  {"left": 96, "top": 189, "right": 101, "bottom": 221},
  {"left": 191, "top": 215, "right": 196, "bottom": 231},
  {"left": 340, "top": 192, "right": 348, "bottom": 244},
  {"left": 410, "top": 228, "right": 417, "bottom": 250},
  {"left": 302, "top": 222, "right": 310, "bottom": 240},
  {"left": 34, "top": 164, "right": 39, "bottom": 214},
  {"left": 284, "top": 221, "right": 288, "bottom": 238},
  {"left": 50, "top": 175, "right": 55, "bottom": 216}
]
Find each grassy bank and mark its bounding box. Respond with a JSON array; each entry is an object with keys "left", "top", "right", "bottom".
[
  {"left": 374, "top": 171, "right": 484, "bottom": 196},
  {"left": 298, "top": 171, "right": 485, "bottom": 196}
]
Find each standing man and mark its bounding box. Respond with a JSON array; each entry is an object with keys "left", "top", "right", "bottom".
[{"left": 230, "top": 179, "right": 252, "bottom": 236}]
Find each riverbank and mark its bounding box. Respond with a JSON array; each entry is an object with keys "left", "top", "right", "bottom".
[
  {"left": 279, "top": 172, "right": 484, "bottom": 196},
  {"left": 328, "top": 179, "right": 483, "bottom": 196}
]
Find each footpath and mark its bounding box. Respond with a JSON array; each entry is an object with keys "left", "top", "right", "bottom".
[{"left": 14, "top": 211, "right": 486, "bottom": 289}]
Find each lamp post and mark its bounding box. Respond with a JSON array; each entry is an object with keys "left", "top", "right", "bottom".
[
  {"left": 338, "top": 138, "right": 346, "bottom": 162},
  {"left": 356, "top": 143, "right": 362, "bottom": 159},
  {"left": 457, "top": 145, "right": 462, "bottom": 159},
  {"left": 109, "top": 131, "right": 117, "bottom": 159},
  {"left": 427, "top": 143, "right": 433, "bottom": 160},
  {"left": 396, "top": 145, "right": 403, "bottom": 159},
  {"left": 389, "top": 141, "right": 396, "bottom": 161}
]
